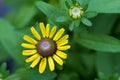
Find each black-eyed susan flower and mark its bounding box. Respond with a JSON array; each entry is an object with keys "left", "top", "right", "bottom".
[
  {"left": 69, "top": 4, "right": 83, "bottom": 19},
  {"left": 21, "top": 22, "right": 70, "bottom": 74}
]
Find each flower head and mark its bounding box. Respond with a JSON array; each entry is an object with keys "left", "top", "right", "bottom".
[
  {"left": 21, "top": 22, "right": 70, "bottom": 74},
  {"left": 69, "top": 4, "right": 83, "bottom": 19}
]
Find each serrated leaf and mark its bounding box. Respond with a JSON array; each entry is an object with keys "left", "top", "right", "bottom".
[
  {"left": 81, "top": 17, "right": 92, "bottom": 26},
  {"left": 77, "top": 34, "right": 120, "bottom": 52},
  {"left": 88, "top": 0, "right": 120, "bottom": 13},
  {"left": 0, "top": 19, "right": 25, "bottom": 66}
]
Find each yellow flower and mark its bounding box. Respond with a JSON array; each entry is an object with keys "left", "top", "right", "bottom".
[{"left": 21, "top": 22, "right": 71, "bottom": 74}]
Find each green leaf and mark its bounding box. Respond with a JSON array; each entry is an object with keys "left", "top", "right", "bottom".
[
  {"left": 5, "top": 74, "right": 21, "bottom": 80},
  {"left": 65, "top": 0, "right": 71, "bottom": 9},
  {"left": 77, "top": 34, "right": 120, "bottom": 52},
  {"left": 36, "top": 1, "right": 56, "bottom": 19},
  {"left": 69, "top": 21, "right": 75, "bottom": 31},
  {"left": 65, "top": 0, "right": 73, "bottom": 7},
  {"left": 0, "top": 19, "right": 25, "bottom": 66},
  {"left": 69, "top": 20, "right": 80, "bottom": 31},
  {"left": 90, "top": 14, "right": 117, "bottom": 34},
  {"left": 82, "top": 4, "right": 88, "bottom": 11},
  {"left": 14, "top": 5, "right": 37, "bottom": 28},
  {"left": 36, "top": 1, "right": 67, "bottom": 23},
  {"left": 56, "top": 16, "right": 69, "bottom": 22},
  {"left": 66, "top": 52, "right": 87, "bottom": 77},
  {"left": 88, "top": 0, "right": 120, "bottom": 13},
  {"left": 85, "top": 11, "right": 98, "bottom": 18},
  {"left": 0, "top": 63, "right": 7, "bottom": 73},
  {"left": 18, "top": 68, "right": 57, "bottom": 80},
  {"left": 71, "top": 0, "right": 76, "bottom": 5},
  {"left": 76, "top": 0, "right": 90, "bottom": 6},
  {"left": 0, "top": 63, "right": 9, "bottom": 79},
  {"left": 0, "top": 45, "right": 9, "bottom": 61},
  {"left": 74, "top": 19, "right": 80, "bottom": 28},
  {"left": 96, "top": 52, "right": 120, "bottom": 80},
  {"left": 80, "top": 53, "right": 96, "bottom": 76},
  {"left": 81, "top": 17, "right": 92, "bottom": 26},
  {"left": 57, "top": 72, "right": 79, "bottom": 80}
]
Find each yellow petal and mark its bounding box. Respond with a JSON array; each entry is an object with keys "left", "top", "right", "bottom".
[
  {"left": 56, "top": 50, "right": 67, "bottom": 59},
  {"left": 39, "top": 22, "right": 46, "bottom": 38},
  {"left": 57, "top": 40, "right": 68, "bottom": 47},
  {"left": 25, "top": 54, "right": 39, "bottom": 62},
  {"left": 57, "top": 45, "right": 71, "bottom": 50},
  {"left": 46, "top": 24, "right": 50, "bottom": 37},
  {"left": 48, "top": 57, "right": 55, "bottom": 71},
  {"left": 22, "top": 50, "right": 37, "bottom": 56},
  {"left": 30, "top": 56, "right": 41, "bottom": 68},
  {"left": 39, "top": 58, "right": 47, "bottom": 73},
  {"left": 56, "top": 34, "right": 69, "bottom": 43},
  {"left": 53, "top": 28, "right": 65, "bottom": 41},
  {"left": 31, "top": 27, "right": 41, "bottom": 40},
  {"left": 23, "top": 35, "right": 37, "bottom": 45},
  {"left": 53, "top": 54, "right": 63, "bottom": 66},
  {"left": 49, "top": 26, "right": 56, "bottom": 38},
  {"left": 21, "top": 43, "right": 36, "bottom": 49}
]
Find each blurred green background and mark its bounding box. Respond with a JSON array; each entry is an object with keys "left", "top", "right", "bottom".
[{"left": 1, "top": 0, "right": 120, "bottom": 80}]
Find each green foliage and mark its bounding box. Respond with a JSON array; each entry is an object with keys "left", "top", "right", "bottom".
[
  {"left": 36, "top": 1, "right": 57, "bottom": 19},
  {"left": 1, "top": 0, "right": 120, "bottom": 80},
  {"left": 84, "top": 11, "right": 98, "bottom": 18},
  {"left": 0, "top": 44, "right": 9, "bottom": 62},
  {"left": 36, "top": 1, "right": 68, "bottom": 23},
  {"left": 36, "top": 0, "right": 96, "bottom": 31},
  {"left": 81, "top": 17, "right": 92, "bottom": 26},
  {"left": 88, "top": 0, "right": 120, "bottom": 13},
  {"left": 0, "top": 19, "right": 25, "bottom": 66},
  {"left": 90, "top": 14, "right": 117, "bottom": 34},
  {"left": 69, "top": 20, "right": 80, "bottom": 31},
  {"left": 18, "top": 68, "right": 57, "bottom": 80},
  {"left": 96, "top": 53, "right": 120, "bottom": 80},
  {"left": 0, "top": 63, "right": 9, "bottom": 79},
  {"left": 13, "top": 5, "right": 37, "bottom": 29},
  {"left": 57, "top": 72, "right": 79, "bottom": 80},
  {"left": 56, "top": 16, "right": 69, "bottom": 23},
  {"left": 0, "top": 63, "right": 21, "bottom": 80},
  {"left": 77, "top": 34, "right": 120, "bottom": 52}
]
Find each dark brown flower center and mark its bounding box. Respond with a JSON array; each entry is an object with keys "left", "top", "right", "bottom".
[{"left": 37, "top": 38, "right": 56, "bottom": 57}]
